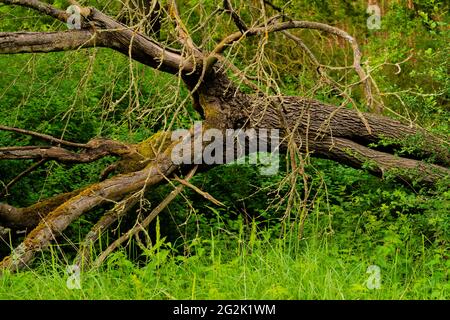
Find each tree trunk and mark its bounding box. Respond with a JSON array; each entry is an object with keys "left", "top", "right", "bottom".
[{"left": 194, "top": 70, "right": 449, "bottom": 186}]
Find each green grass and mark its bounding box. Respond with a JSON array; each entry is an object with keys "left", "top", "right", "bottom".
[{"left": 1, "top": 227, "right": 448, "bottom": 300}]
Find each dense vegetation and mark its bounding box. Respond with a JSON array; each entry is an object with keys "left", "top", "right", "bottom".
[{"left": 0, "top": 0, "right": 448, "bottom": 299}]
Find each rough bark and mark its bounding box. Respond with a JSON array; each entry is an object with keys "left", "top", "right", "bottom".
[
  {"left": 0, "top": 147, "right": 178, "bottom": 272},
  {"left": 245, "top": 96, "right": 450, "bottom": 166},
  {"left": 0, "top": 190, "right": 82, "bottom": 228},
  {"left": 0, "top": 138, "right": 133, "bottom": 162},
  {"left": 0, "top": 0, "right": 448, "bottom": 273}
]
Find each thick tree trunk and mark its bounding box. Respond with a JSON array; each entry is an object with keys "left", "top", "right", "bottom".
[{"left": 195, "top": 71, "right": 449, "bottom": 186}]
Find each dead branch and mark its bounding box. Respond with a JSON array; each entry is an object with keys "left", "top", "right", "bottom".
[
  {"left": 93, "top": 165, "right": 198, "bottom": 267},
  {"left": 209, "top": 19, "right": 376, "bottom": 111},
  {"left": 1, "top": 0, "right": 70, "bottom": 22},
  {"left": 0, "top": 125, "right": 91, "bottom": 149},
  {"left": 168, "top": 0, "right": 202, "bottom": 56},
  {"left": 0, "top": 31, "right": 99, "bottom": 54},
  {"left": 0, "top": 149, "right": 179, "bottom": 273},
  {"left": 174, "top": 175, "right": 224, "bottom": 206},
  {"left": 0, "top": 189, "right": 83, "bottom": 229},
  {"left": 0, "top": 1, "right": 194, "bottom": 75},
  {"left": 0, "top": 138, "right": 132, "bottom": 162},
  {"left": 223, "top": 0, "right": 248, "bottom": 33},
  {"left": 0, "top": 159, "right": 46, "bottom": 198},
  {"left": 74, "top": 193, "right": 141, "bottom": 268}
]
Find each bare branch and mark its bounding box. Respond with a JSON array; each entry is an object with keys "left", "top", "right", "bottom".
[
  {"left": 209, "top": 20, "right": 375, "bottom": 110},
  {"left": 281, "top": 31, "right": 320, "bottom": 67},
  {"left": 0, "top": 151, "right": 179, "bottom": 273},
  {"left": 174, "top": 175, "right": 224, "bottom": 206},
  {"left": 0, "top": 30, "right": 99, "bottom": 54},
  {"left": 86, "top": 8, "right": 196, "bottom": 74},
  {"left": 0, "top": 139, "right": 132, "bottom": 162},
  {"left": 168, "top": 0, "right": 200, "bottom": 55},
  {"left": 223, "top": 0, "right": 248, "bottom": 33},
  {"left": 0, "top": 2, "right": 195, "bottom": 75},
  {"left": 323, "top": 137, "right": 450, "bottom": 185},
  {"left": 263, "top": 0, "right": 284, "bottom": 13},
  {"left": 0, "top": 125, "right": 91, "bottom": 149},
  {"left": 0, "top": 159, "right": 46, "bottom": 198},
  {"left": 0, "top": 189, "right": 82, "bottom": 229},
  {"left": 0, "top": 0, "right": 69, "bottom": 22},
  {"left": 75, "top": 192, "right": 140, "bottom": 268},
  {"left": 93, "top": 165, "right": 198, "bottom": 267}
]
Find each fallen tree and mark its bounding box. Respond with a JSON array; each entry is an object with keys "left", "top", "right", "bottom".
[{"left": 0, "top": 0, "right": 448, "bottom": 273}]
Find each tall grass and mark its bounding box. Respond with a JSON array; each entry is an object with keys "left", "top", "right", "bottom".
[{"left": 1, "top": 215, "right": 448, "bottom": 300}]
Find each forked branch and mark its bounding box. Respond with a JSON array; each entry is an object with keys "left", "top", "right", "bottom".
[{"left": 209, "top": 19, "right": 376, "bottom": 111}]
